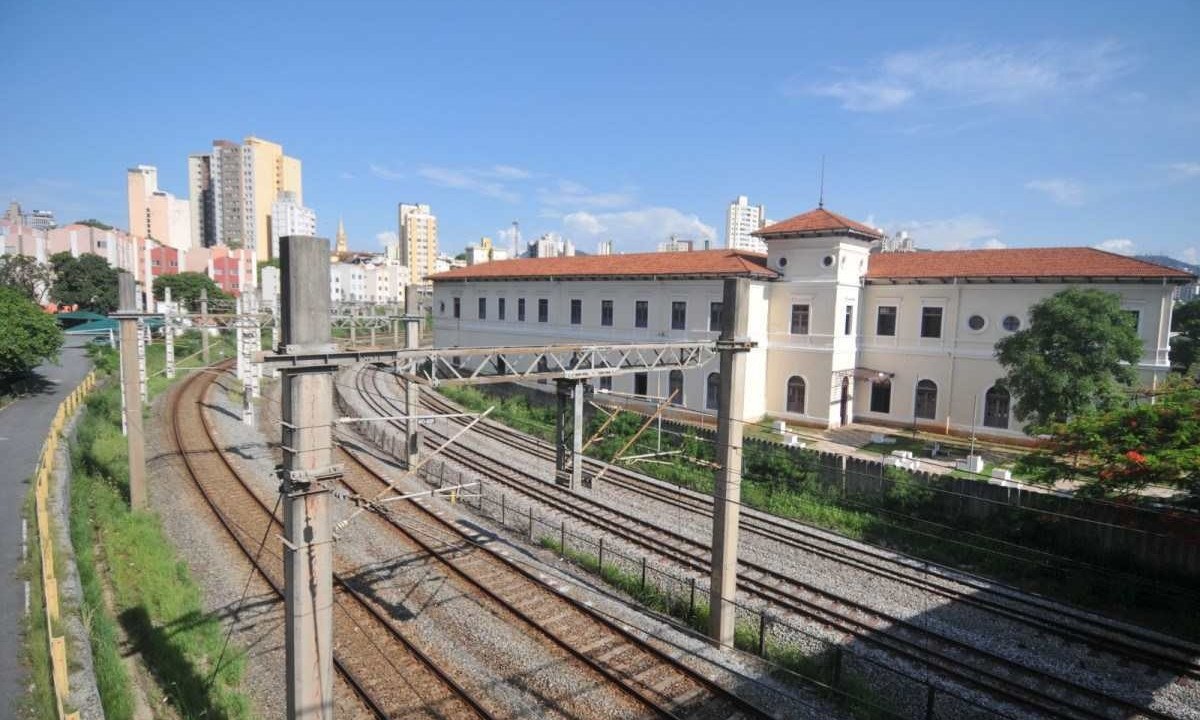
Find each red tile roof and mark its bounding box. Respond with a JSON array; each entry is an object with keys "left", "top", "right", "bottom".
[
  {"left": 430, "top": 249, "right": 778, "bottom": 281},
  {"left": 867, "top": 248, "right": 1195, "bottom": 281},
  {"left": 754, "top": 207, "right": 885, "bottom": 239}
]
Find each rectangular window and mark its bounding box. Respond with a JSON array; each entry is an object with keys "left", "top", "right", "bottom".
[
  {"left": 498, "top": 297, "right": 506, "bottom": 320},
  {"left": 671, "top": 301, "right": 687, "bottom": 330},
  {"left": 709, "top": 302, "right": 723, "bottom": 332},
  {"left": 538, "top": 298, "right": 549, "bottom": 323},
  {"left": 599, "top": 375, "right": 613, "bottom": 391},
  {"left": 633, "top": 372, "right": 648, "bottom": 396},
  {"left": 870, "top": 380, "right": 892, "bottom": 414},
  {"left": 790, "top": 304, "right": 810, "bottom": 335},
  {"left": 570, "top": 298, "right": 582, "bottom": 325},
  {"left": 518, "top": 298, "right": 526, "bottom": 322},
  {"left": 1125, "top": 309, "right": 1141, "bottom": 332},
  {"left": 478, "top": 297, "right": 487, "bottom": 320},
  {"left": 844, "top": 305, "right": 854, "bottom": 335},
  {"left": 601, "top": 300, "right": 614, "bottom": 327},
  {"left": 876, "top": 306, "right": 897, "bottom": 336},
  {"left": 635, "top": 300, "right": 649, "bottom": 328},
  {"left": 453, "top": 297, "right": 460, "bottom": 319},
  {"left": 920, "top": 306, "right": 943, "bottom": 339}
]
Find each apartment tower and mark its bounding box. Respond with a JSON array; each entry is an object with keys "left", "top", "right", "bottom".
[
  {"left": 398, "top": 203, "right": 438, "bottom": 285},
  {"left": 725, "top": 195, "right": 767, "bottom": 253}
]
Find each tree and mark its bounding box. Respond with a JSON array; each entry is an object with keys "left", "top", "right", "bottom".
[
  {"left": 74, "top": 219, "right": 113, "bottom": 231},
  {"left": 0, "top": 255, "right": 53, "bottom": 303},
  {"left": 996, "top": 288, "right": 1143, "bottom": 432},
  {"left": 49, "top": 252, "right": 120, "bottom": 313},
  {"left": 1170, "top": 298, "right": 1200, "bottom": 376},
  {"left": 1015, "top": 379, "right": 1200, "bottom": 499},
  {"left": 0, "top": 287, "right": 63, "bottom": 383},
  {"left": 153, "top": 272, "right": 228, "bottom": 305}
]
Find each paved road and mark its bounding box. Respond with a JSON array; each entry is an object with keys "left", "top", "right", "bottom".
[{"left": 0, "top": 338, "right": 93, "bottom": 718}]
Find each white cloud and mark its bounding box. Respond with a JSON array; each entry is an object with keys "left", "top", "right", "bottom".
[
  {"left": 1095, "top": 238, "right": 1136, "bottom": 255},
  {"left": 561, "top": 207, "right": 716, "bottom": 251},
  {"left": 805, "top": 40, "right": 1131, "bottom": 112},
  {"left": 538, "top": 180, "right": 634, "bottom": 209},
  {"left": 339, "top": 171, "right": 355, "bottom": 180},
  {"left": 369, "top": 163, "right": 404, "bottom": 181},
  {"left": 882, "top": 216, "right": 1002, "bottom": 250},
  {"left": 1166, "top": 162, "right": 1200, "bottom": 181},
  {"left": 486, "top": 165, "right": 533, "bottom": 180},
  {"left": 1025, "top": 178, "right": 1085, "bottom": 206},
  {"left": 418, "top": 165, "right": 521, "bottom": 202},
  {"left": 375, "top": 230, "right": 398, "bottom": 247},
  {"left": 1181, "top": 247, "right": 1198, "bottom": 265}
]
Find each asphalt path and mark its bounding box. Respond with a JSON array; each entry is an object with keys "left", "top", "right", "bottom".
[{"left": 0, "top": 337, "right": 93, "bottom": 718}]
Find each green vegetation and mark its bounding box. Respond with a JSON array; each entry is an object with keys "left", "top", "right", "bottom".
[
  {"left": 49, "top": 252, "right": 120, "bottom": 313},
  {"left": 21, "top": 495, "right": 61, "bottom": 720},
  {"left": 996, "top": 288, "right": 1143, "bottom": 432},
  {"left": 0, "top": 287, "right": 64, "bottom": 394},
  {"left": 0, "top": 254, "right": 54, "bottom": 303},
  {"left": 74, "top": 219, "right": 114, "bottom": 231},
  {"left": 537, "top": 535, "right": 897, "bottom": 719},
  {"left": 153, "top": 272, "right": 230, "bottom": 305},
  {"left": 69, "top": 332, "right": 250, "bottom": 719},
  {"left": 1171, "top": 297, "right": 1200, "bottom": 376},
  {"left": 441, "top": 384, "right": 1200, "bottom": 640}
]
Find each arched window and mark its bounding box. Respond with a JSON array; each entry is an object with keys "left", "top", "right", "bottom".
[
  {"left": 706, "top": 372, "right": 720, "bottom": 411},
  {"left": 786, "top": 376, "right": 806, "bottom": 414},
  {"left": 914, "top": 379, "right": 937, "bottom": 420},
  {"left": 668, "top": 370, "right": 684, "bottom": 406},
  {"left": 984, "top": 384, "right": 1011, "bottom": 429}
]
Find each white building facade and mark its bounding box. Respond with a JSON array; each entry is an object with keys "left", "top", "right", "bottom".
[
  {"left": 726, "top": 195, "right": 767, "bottom": 253},
  {"left": 431, "top": 208, "right": 1193, "bottom": 440},
  {"left": 270, "top": 191, "right": 317, "bottom": 258}
]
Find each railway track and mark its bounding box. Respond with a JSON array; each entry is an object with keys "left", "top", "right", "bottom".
[
  {"left": 349, "top": 365, "right": 1192, "bottom": 720},
  {"left": 166, "top": 362, "right": 492, "bottom": 719}
]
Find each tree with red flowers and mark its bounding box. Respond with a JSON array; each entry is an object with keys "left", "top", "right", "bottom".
[{"left": 1016, "top": 378, "right": 1200, "bottom": 499}]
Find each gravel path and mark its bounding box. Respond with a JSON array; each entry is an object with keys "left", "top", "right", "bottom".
[{"left": 345, "top": 369, "right": 1200, "bottom": 720}]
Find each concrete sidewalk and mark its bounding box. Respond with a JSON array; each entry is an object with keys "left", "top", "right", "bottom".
[{"left": 0, "top": 338, "right": 93, "bottom": 719}]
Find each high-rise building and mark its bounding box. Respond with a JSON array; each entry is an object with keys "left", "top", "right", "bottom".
[
  {"left": 270, "top": 191, "right": 317, "bottom": 258},
  {"left": 596, "top": 240, "right": 613, "bottom": 256},
  {"left": 397, "top": 203, "right": 438, "bottom": 285},
  {"left": 187, "top": 154, "right": 215, "bottom": 247},
  {"left": 127, "top": 165, "right": 192, "bottom": 249},
  {"left": 725, "top": 195, "right": 767, "bottom": 253},
  {"left": 657, "top": 236, "right": 694, "bottom": 253},
  {"left": 189, "top": 136, "right": 302, "bottom": 260}
]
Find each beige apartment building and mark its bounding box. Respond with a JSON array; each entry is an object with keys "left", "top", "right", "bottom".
[
  {"left": 398, "top": 202, "right": 438, "bottom": 286},
  {"left": 430, "top": 207, "right": 1194, "bottom": 440},
  {"left": 126, "top": 165, "right": 191, "bottom": 250}
]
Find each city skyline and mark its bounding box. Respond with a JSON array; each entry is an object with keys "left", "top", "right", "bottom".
[{"left": 1, "top": 1, "right": 1198, "bottom": 262}]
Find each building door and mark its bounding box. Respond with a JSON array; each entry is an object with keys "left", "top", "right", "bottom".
[{"left": 839, "top": 376, "right": 850, "bottom": 426}]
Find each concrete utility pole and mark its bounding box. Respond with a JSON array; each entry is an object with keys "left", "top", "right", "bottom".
[
  {"left": 116, "top": 273, "right": 147, "bottom": 510},
  {"left": 708, "top": 278, "right": 751, "bottom": 647},
  {"left": 279, "top": 236, "right": 336, "bottom": 719},
  {"left": 137, "top": 319, "right": 148, "bottom": 404},
  {"left": 164, "top": 287, "right": 175, "bottom": 379},
  {"left": 199, "top": 289, "right": 210, "bottom": 365},
  {"left": 403, "top": 288, "right": 423, "bottom": 468},
  {"left": 554, "top": 379, "right": 585, "bottom": 488},
  {"left": 235, "top": 296, "right": 246, "bottom": 382}
]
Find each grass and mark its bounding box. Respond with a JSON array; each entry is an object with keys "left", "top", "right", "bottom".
[
  {"left": 68, "top": 332, "right": 251, "bottom": 720},
  {"left": 20, "top": 493, "right": 59, "bottom": 720},
  {"left": 537, "top": 535, "right": 900, "bottom": 719},
  {"left": 441, "top": 384, "right": 1200, "bottom": 641}
]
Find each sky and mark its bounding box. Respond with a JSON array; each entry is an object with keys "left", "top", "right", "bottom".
[{"left": 2, "top": 0, "right": 1198, "bottom": 262}]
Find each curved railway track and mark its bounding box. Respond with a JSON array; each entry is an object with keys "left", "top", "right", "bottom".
[
  {"left": 166, "top": 362, "right": 492, "bottom": 719},
  {"left": 350, "top": 365, "right": 1192, "bottom": 720}
]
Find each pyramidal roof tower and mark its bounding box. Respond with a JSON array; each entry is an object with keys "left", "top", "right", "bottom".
[{"left": 335, "top": 216, "right": 348, "bottom": 255}]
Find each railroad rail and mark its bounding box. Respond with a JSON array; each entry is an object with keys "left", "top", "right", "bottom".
[
  {"left": 352, "top": 364, "right": 1191, "bottom": 720},
  {"left": 166, "top": 362, "right": 492, "bottom": 719}
]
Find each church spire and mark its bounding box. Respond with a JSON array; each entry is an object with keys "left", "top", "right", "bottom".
[{"left": 335, "top": 216, "right": 348, "bottom": 254}]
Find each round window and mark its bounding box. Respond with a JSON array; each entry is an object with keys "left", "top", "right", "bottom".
[
  {"left": 778, "top": 256, "right": 788, "bottom": 267},
  {"left": 822, "top": 255, "right": 834, "bottom": 267},
  {"left": 1002, "top": 315, "right": 1021, "bottom": 332},
  {"left": 968, "top": 315, "right": 986, "bottom": 331}
]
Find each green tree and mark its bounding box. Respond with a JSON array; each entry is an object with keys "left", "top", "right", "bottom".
[
  {"left": 49, "top": 252, "right": 120, "bottom": 312},
  {"left": 0, "top": 287, "right": 63, "bottom": 384},
  {"left": 1170, "top": 298, "right": 1200, "bottom": 376},
  {"left": 1016, "top": 379, "right": 1200, "bottom": 498},
  {"left": 153, "top": 272, "right": 229, "bottom": 305},
  {"left": 73, "top": 219, "right": 114, "bottom": 230},
  {"left": 0, "top": 254, "right": 53, "bottom": 303},
  {"left": 996, "top": 288, "right": 1143, "bottom": 432}
]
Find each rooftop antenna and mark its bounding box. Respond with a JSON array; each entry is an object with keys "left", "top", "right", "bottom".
[{"left": 818, "top": 155, "right": 826, "bottom": 209}]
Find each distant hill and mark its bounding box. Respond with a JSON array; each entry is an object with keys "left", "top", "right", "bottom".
[{"left": 1136, "top": 255, "right": 1200, "bottom": 276}]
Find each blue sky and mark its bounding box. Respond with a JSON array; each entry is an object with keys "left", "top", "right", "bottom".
[{"left": 2, "top": 0, "right": 1198, "bottom": 261}]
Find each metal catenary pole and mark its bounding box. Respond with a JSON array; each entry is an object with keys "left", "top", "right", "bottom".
[
  {"left": 199, "top": 288, "right": 210, "bottom": 364},
  {"left": 279, "top": 236, "right": 337, "bottom": 719},
  {"left": 164, "top": 286, "right": 176, "bottom": 379},
  {"left": 708, "top": 277, "right": 751, "bottom": 647}
]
